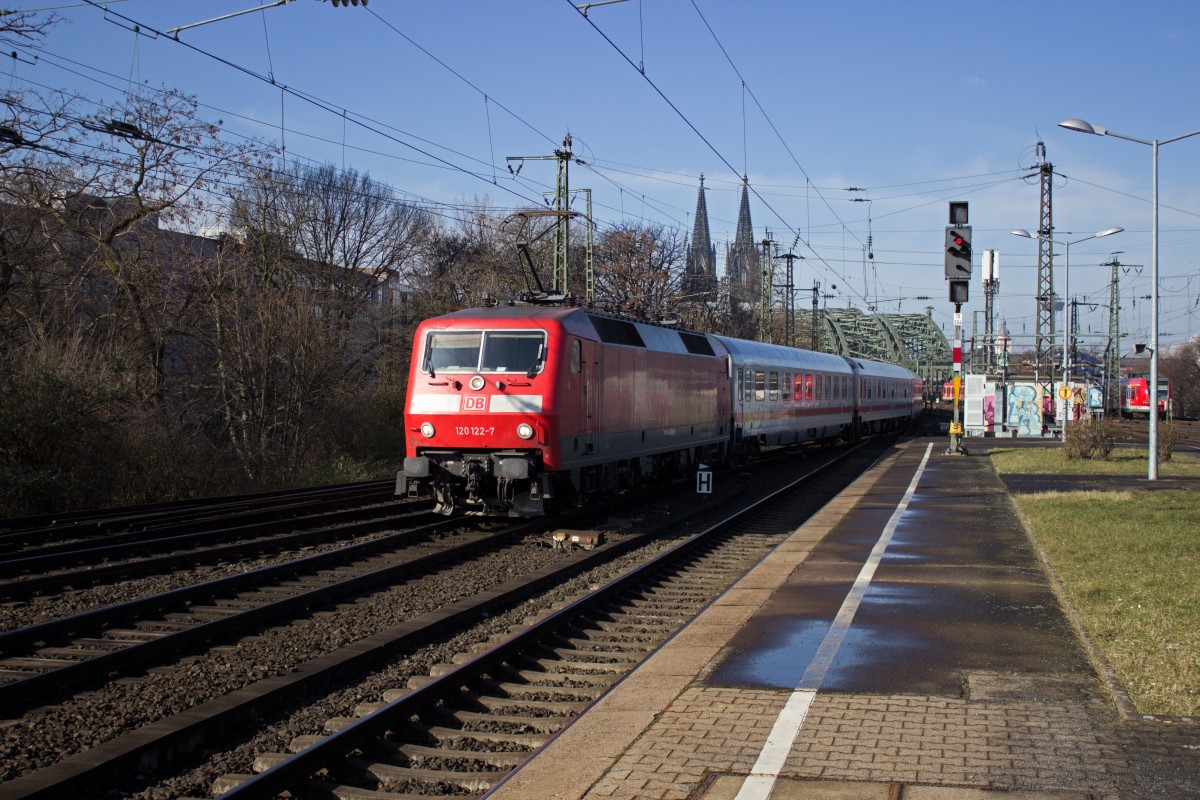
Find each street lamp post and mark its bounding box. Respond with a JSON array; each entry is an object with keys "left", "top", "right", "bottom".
[
  {"left": 1060, "top": 119, "right": 1200, "bottom": 479},
  {"left": 1010, "top": 227, "right": 1122, "bottom": 433}
]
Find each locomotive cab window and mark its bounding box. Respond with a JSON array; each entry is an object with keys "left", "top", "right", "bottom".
[
  {"left": 424, "top": 329, "right": 547, "bottom": 374},
  {"left": 571, "top": 339, "right": 582, "bottom": 374},
  {"left": 425, "top": 331, "right": 481, "bottom": 372}
]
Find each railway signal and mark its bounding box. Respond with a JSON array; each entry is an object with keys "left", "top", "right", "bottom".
[
  {"left": 945, "top": 227, "right": 972, "bottom": 279},
  {"left": 944, "top": 202, "right": 970, "bottom": 456}
]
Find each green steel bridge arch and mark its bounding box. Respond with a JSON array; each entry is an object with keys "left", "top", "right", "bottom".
[{"left": 819, "top": 307, "right": 952, "bottom": 389}]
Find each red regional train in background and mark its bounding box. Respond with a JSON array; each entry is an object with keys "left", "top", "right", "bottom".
[
  {"left": 397, "top": 305, "right": 923, "bottom": 516},
  {"left": 1120, "top": 376, "right": 1173, "bottom": 419}
]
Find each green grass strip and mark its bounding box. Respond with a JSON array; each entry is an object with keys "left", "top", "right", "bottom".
[{"left": 993, "top": 448, "right": 1200, "bottom": 716}]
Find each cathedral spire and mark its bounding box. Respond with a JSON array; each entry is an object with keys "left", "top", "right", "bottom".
[
  {"left": 684, "top": 175, "right": 717, "bottom": 298},
  {"left": 727, "top": 176, "right": 758, "bottom": 287}
]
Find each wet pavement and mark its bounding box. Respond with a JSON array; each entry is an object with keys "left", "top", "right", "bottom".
[{"left": 707, "top": 449, "right": 1092, "bottom": 696}]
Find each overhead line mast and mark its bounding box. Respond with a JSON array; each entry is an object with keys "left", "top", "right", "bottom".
[
  {"left": 505, "top": 135, "right": 592, "bottom": 303},
  {"left": 1035, "top": 141, "right": 1055, "bottom": 398}
]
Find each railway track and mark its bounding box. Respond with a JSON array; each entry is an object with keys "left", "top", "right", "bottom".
[
  {"left": 0, "top": 435, "right": 896, "bottom": 799},
  {"left": 0, "top": 512, "right": 501, "bottom": 713},
  {"left": 212, "top": 440, "right": 893, "bottom": 799},
  {"left": 0, "top": 480, "right": 397, "bottom": 545},
  {"left": 0, "top": 500, "right": 434, "bottom": 602}
]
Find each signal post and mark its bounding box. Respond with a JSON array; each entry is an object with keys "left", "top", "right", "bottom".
[{"left": 945, "top": 202, "right": 971, "bottom": 456}]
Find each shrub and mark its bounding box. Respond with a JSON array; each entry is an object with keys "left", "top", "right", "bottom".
[
  {"left": 1158, "top": 419, "right": 1180, "bottom": 463},
  {"left": 1063, "top": 417, "right": 1121, "bottom": 461}
]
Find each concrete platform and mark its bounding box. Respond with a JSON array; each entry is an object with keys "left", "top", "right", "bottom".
[{"left": 484, "top": 437, "right": 1200, "bottom": 800}]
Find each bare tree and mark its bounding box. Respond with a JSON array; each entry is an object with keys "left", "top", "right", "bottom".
[
  {"left": 203, "top": 162, "right": 435, "bottom": 481},
  {"left": 405, "top": 200, "right": 527, "bottom": 318},
  {"left": 0, "top": 84, "right": 271, "bottom": 510},
  {"left": 2, "top": 87, "right": 267, "bottom": 403},
  {"left": 1161, "top": 337, "right": 1200, "bottom": 419},
  {"left": 0, "top": 8, "right": 60, "bottom": 40},
  {"left": 592, "top": 221, "right": 687, "bottom": 320},
  {"left": 188, "top": 239, "right": 353, "bottom": 482},
  {"left": 232, "top": 161, "right": 429, "bottom": 321}
]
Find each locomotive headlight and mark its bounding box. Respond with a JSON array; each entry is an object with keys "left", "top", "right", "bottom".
[
  {"left": 420, "top": 422, "right": 436, "bottom": 438},
  {"left": 516, "top": 422, "right": 534, "bottom": 440}
]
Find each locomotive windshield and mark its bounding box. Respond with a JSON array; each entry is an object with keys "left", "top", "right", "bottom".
[{"left": 424, "top": 329, "right": 546, "bottom": 374}]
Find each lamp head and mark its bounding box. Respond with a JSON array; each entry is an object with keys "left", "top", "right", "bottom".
[
  {"left": 1060, "top": 118, "right": 1106, "bottom": 136},
  {"left": 1009, "top": 229, "right": 1034, "bottom": 239},
  {"left": 1095, "top": 226, "right": 1124, "bottom": 238}
]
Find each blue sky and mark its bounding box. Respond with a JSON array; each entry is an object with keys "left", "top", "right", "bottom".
[{"left": 8, "top": 0, "right": 1200, "bottom": 351}]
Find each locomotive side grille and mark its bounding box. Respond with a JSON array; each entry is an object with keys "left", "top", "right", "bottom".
[
  {"left": 590, "top": 316, "right": 646, "bottom": 347},
  {"left": 678, "top": 331, "right": 716, "bottom": 356}
]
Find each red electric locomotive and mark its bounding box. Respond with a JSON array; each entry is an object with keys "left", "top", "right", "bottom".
[
  {"left": 398, "top": 306, "right": 731, "bottom": 515},
  {"left": 397, "top": 305, "right": 921, "bottom": 516}
]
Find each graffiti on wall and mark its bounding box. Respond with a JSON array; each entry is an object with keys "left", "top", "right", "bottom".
[{"left": 1006, "top": 383, "right": 1042, "bottom": 437}]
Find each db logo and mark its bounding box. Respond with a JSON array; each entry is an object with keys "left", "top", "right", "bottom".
[{"left": 463, "top": 396, "right": 488, "bottom": 412}]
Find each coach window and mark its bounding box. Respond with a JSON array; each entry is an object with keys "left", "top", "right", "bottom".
[
  {"left": 571, "top": 339, "right": 582, "bottom": 374},
  {"left": 825, "top": 374, "right": 832, "bottom": 401},
  {"left": 782, "top": 372, "right": 790, "bottom": 401},
  {"left": 745, "top": 368, "right": 754, "bottom": 401},
  {"left": 768, "top": 372, "right": 779, "bottom": 401},
  {"left": 755, "top": 370, "right": 766, "bottom": 401}
]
